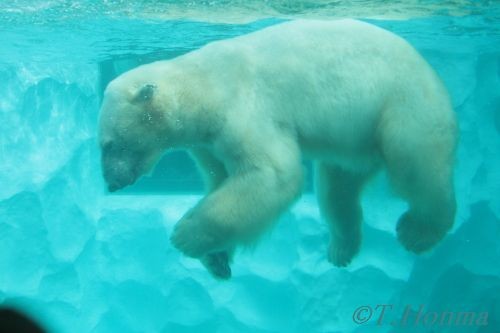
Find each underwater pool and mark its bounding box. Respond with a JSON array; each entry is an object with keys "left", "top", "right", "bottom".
[{"left": 0, "top": 1, "right": 499, "bottom": 333}]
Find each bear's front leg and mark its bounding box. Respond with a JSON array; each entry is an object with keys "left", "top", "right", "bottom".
[
  {"left": 171, "top": 137, "right": 303, "bottom": 261},
  {"left": 189, "top": 148, "right": 234, "bottom": 278}
]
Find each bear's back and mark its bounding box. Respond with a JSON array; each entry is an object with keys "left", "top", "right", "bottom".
[{"left": 181, "top": 19, "right": 431, "bottom": 96}]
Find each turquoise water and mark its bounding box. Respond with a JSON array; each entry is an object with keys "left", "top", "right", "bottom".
[{"left": 1, "top": 1, "right": 500, "bottom": 333}]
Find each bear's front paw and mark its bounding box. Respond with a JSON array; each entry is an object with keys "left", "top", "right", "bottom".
[
  {"left": 328, "top": 233, "right": 361, "bottom": 267},
  {"left": 171, "top": 216, "right": 218, "bottom": 258},
  {"left": 201, "top": 251, "right": 232, "bottom": 280}
]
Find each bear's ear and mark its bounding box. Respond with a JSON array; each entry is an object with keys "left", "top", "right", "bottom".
[{"left": 133, "top": 84, "right": 157, "bottom": 103}]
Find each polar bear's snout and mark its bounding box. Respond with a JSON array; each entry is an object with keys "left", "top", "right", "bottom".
[{"left": 101, "top": 145, "right": 140, "bottom": 192}]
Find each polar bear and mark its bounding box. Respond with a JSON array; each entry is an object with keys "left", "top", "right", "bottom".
[{"left": 99, "top": 19, "right": 457, "bottom": 279}]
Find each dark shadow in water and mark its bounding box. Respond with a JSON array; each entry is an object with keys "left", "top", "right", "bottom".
[{"left": 0, "top": 307, "right": 46, "bottom": 333}]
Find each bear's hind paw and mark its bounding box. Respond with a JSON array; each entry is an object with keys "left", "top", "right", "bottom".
[
  {"left": 328, "top": 236, "right": 360, "bottom": 267},
  {"left": 396, "top": 211, "right": 447, "bottom": 254}
]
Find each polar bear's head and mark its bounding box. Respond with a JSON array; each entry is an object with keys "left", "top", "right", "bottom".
[
  {"left": 98, "top": 62, "right": 221, "bottom": 192},
  {"left": 99, "top": 72, "right": 174, "bottom": 192}
]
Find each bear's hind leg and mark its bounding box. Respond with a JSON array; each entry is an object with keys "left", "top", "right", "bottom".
[
  {"left": 316, "top": 163, "right": 370, "bottom": 267},
  {"left": 381, "top": 130, "right": 456, "bottom": 254}
]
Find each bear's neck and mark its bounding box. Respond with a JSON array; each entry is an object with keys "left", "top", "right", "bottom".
[{"left": 166, "top": 83, "right": 225, "bottom": 150}]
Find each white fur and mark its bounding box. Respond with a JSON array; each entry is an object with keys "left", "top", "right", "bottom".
[{"left": 99, "top": 19, "right": 457, "bottom": 278}]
